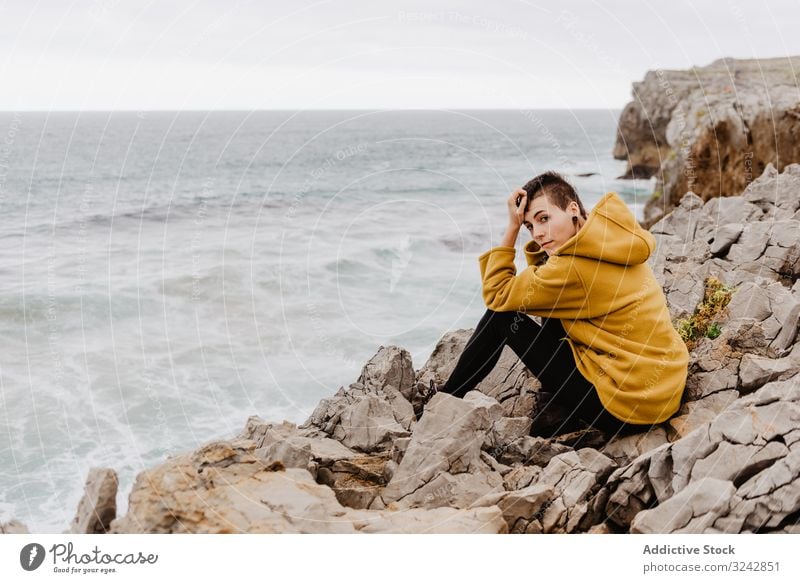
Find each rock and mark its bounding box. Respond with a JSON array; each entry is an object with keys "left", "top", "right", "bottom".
[
  {"left": 241, "top": 416, "right": 358, "bottom": 474},
  {"left": 502, "top": 465, "right": 543, "bottom": 491},
  {"left": 597, "top": 375, "right": 800, "bottom": 533},
  {"left": 390, "top": 436, "right": 411, "bottom": 465},
  {"left": 709, "top": 223, "right": 744, "bottom": 257},
  {"left": 351, "top": 505, "right": 508, "bottom": 534},
  {"left": 644, "top": 163, "right": 800, "bottom": 450},
  {"left": 537, "top": 448, "right": 617, "bottom": 533},
  {"left": 614, "top": 57, "right": 800, "bottom": 227},
  {"left": 491, "top": 436, "right": 572, "bottom": 467},
  {"left": 666, "top": 391, "right": 738, "bottom": 440},
  {"left": 631, "top": 478, "right": 740, "bottom": 533},
  {"left": 239, "top": 417, "right": 395, "bottom": 509},
  {"left": 415, "top": 329, "right": 543, "bottom": 418},
  {"left": 0, "top": 519, "right": 29, "bottom": 534},
  {"left": 68, "top": 468, "right": 118, "bottom": 534},
  {"left": 587, "top": 522, "right": 612, "bottom": 534},
  {"left": 601, "top": 428, "right": 670, "bottom": 466},
  {"left": 316, "top": 453, "right": 391, "bottom": 509},
  {"left": 356, "top": 345, "right": 416, "bottom": 402},
  {"left": 485, "top": 417, "right": 534, "bottom": 454},
  {"left": 299, "top": 346, "right": 416, "bottom": 453},
  {"left": 468, "top": 484, "right": 554, "bottom": 534},
  {"left": 739, "top": 342, "right": 800, "bottom": 392},
  {"left": 378, "top": 391, "right": 505, "bottom": 510},
  {"left": 109, "top": 434, "right": 506, "bottom": 534}
]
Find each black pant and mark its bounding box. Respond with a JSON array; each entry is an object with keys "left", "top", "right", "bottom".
[{"left": 440, "top": 308, "right": 653, "bottom": 437}]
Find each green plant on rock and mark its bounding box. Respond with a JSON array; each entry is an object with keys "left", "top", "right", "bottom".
[
  {"left": 706, "top": 322, "right": 722, "bottom": 339},
  {"left": 674, "top": 276, "right": 735, "bottom": 351}
]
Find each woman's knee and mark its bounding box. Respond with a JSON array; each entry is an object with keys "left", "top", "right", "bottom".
[{"left": 483, "top": 308, "right": 529, "bottom": 333}]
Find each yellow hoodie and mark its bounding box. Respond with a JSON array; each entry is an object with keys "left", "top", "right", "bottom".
[{"left": 478, "top": 191, "right": 689, "bottom": 425}]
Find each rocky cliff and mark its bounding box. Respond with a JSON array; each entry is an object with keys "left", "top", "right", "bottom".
[
  {"left": 3, "top": 163, "right": 800, "bottom": 535},
  {"left": 614, "top": 56, "right": 800, "bottom": 228}
]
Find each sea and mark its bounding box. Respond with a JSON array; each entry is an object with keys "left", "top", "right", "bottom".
[{"left": 0, "top": 109, "right": 655, "bottom": 532}]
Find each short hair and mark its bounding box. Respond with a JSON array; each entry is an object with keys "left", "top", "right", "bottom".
[{"left": 522, "top": 171, "right": 587, "bottom": 219}]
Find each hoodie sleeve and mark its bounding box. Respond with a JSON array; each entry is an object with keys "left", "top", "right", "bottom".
[
  {"left": 523, "top": 239, "right": 549, "bottom": 267},
  {"left": 478, "top": 245, "right": 588, "bottom": 318}
]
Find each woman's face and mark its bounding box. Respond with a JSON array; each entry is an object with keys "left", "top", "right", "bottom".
[{"left": 522, "top": 194, "right": 581, "bottom": 254}]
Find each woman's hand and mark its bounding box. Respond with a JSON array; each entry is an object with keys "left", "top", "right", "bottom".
[
  {"left": 499, "top": 187, "right": 527, "bottom": 247},
  {"left": 506, "top": 187, "right": 527, "bottom": 231}
]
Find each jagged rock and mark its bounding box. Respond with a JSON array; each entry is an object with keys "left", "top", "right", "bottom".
[
  {"left": 109, "top": 436, "right": 507, "bottom": 533},
  {"left": 631, "top": 478, "right": 740, "bottom": 533},
  {"left": 473, "top": 447, "right": 616, "bottom": 534},
  {"left": 377, "top": 391, "right": 505, "bottom": 510},
  {"left": 502, "top": 465, "right": 543, "bottom": 492},
  {"left": 491, "top": 435, "right": 572, "bottom": 467},
  {"left": 739, "top": 342, "right": 800, "bottom": 392},
  {"left": 597, "top": 375, "right": 800, "bottom": 533},
  {"left": 298, "top": 346, "right": 417, "bottom": 453},
  {"left": 468, "top": 484, "right": 554, "bottom": 534},
  {"left": 316, "top": 453, "right": 391, "bottom": 509},
  {"left": 390, "top": 437, "right": 411, "bottom": 465},
  {"left": 536, "top": 448, "right": 617, "bottom": 533},
  {"left": 357, "top": 345, "right": 416, "bottom": 401},
  {"left": 552, "top": 428, "right": 609, "bottom": 449},
  {"left": 601, "top": 428, "right": 670, "bottom": 466},
  {"left": 643, "top": 164, "right": 800, "bottom": 448},
  {"left": 415, "top": 329, "right": 543, "bottom": 418},
  {"left": 480, "top": 450, "right": 513, "bottom": 476},
  {"left": 351, "top": 505, "right": 508, "bottom": 534},
  {"left": 0, "top": 519, "right": 29, "bottom": 534},
  {"left": 587, "top": 522, "right": 612, "bottom": 534},
  {"left": 666, "top": 391, "right": 738, "bottom": 440},
  {"left": 614, "top": 57, "right": 800, "bottom": 227},
  {"left": 725, "top": 281, "right": 800, "bottom": 359},
  {"left": 485, "top": 417, "right": 533, "bottom": 451},
  {"left": 241, "top": 416, "right": 358, "bottom": 475},
  {"left": 239, "top": 416, "right": 394, "bottom": 508},
  {"left": 68, "top": 468, "right": 118, "bottom": 534}
]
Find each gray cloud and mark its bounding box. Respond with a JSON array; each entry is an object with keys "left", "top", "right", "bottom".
[{"left": 1, "top": 0, "right": 798, "bottom": 109}]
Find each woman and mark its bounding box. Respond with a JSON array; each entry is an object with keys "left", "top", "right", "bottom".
[{"left": 419, "top": 171, "right": 690, "bottom": 438}]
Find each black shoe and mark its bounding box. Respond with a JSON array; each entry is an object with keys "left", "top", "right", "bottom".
[
  {"left": 413, "top": 378, "right": 441, "bottom": 420},
  {"left": 423, "top": 379, "right": 440, "bottom": 403},
  {"left": 528, "top": 390, "right": 572, "bottom": 437}
]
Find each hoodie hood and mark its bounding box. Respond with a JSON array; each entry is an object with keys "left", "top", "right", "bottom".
[{"left": 525, "top": 191, "right": 656, "bottom": 266}]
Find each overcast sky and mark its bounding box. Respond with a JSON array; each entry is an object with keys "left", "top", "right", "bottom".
[{"left": 2, "top": 0, "right": 799, "bottom": 110}]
